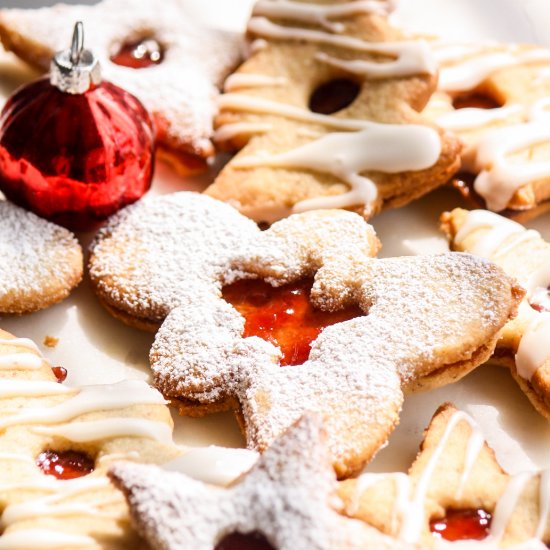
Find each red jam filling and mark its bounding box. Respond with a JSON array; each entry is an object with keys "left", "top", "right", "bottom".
[
  {"left": 222, "top": 278, "right": 363, "bottom": 366},
  {"left": 452, "top": 92, "right": 501, "bottom": 110},
  {"left": 529, "top": 290, "right": 550, "bottom": 313},
  {"left": 36, "top": 450, "right": 95, "bottom": 480},
  {"left": 111, "top": 38, "right": 163, "bottom": 69},
  {"left": 215, "top": 532, "right": 275, "bottom": 550},
  {"left": 430, "top": 508, "right": 492, "bottom": 541},
  {"left": 51, "top": 366, "right": 68, "bottom": 383}
]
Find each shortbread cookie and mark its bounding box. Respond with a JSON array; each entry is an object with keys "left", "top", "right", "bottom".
[
  {"left": 423, "top": 41, "right": 550, "bottom": 221},
  {"left": 110, "top": 414, "right": 410, "bottom": 550},
  {"left": 441, "top": 208, "right": 550, "bottom": 421},
  {"left": 205, "top": 0, "right": 461, "bottom": 223},
  {"left": 89, "top": 192, "right": 522, "bottom": 477},
  {"left": 338, "top": 403, "right": 550, "bottom": 548},
  {"left": 0, "top": 0, "right": 243, "bottom": 174},
  {"left": 0, "top": 328, "right": 179, "bottom": 548},
  {"left": 0, "top": 200, "right": 82, "bottom": 314}
]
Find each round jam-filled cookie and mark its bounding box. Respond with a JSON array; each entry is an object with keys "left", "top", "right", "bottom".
[
  {"left": 338, "top": 403, "right": 550, "bottom": 548},
  {"left": 0, "top": 328, "right": 179, "bottom": 548},
  {"left": 0, "top": 201, "right": 83, "bottom": 314},
  {"left": 0, "top": 0, "right": 243, "bottom": 175},
  {"left": 89, "top": 192, "right": 522, "bottom": 477},
  {"left": 442, "top": 208, "right": 550, "bottom": 422},
  {"left": 423, "top": 41, "right": 550, "bottom": 221},
  {"left": 110, "top": 414, "right": 411, "bottom": 550},
  {"left": 205, "top": 0, "right": 461, "bottom": 223}
]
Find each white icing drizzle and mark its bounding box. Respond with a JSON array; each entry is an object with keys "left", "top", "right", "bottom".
[
  {"left": 315, "top": 40, "right": 436, "bottom": 80},
  {"left": 489, "top": 472, "right": 533, "bottom": 543},
  {"left": 233, "top": 124, "right": 441, "bottom": 212},
  {"left": 535, "top": 470, "right": 550, "bottom": 539},
  {"left": 437, "top": 46, "right": 550, "bottom": 92},
  {"left": 32, "top": 418, "right": 174, "bottom": 445},
  {"left": 453, "top": 210, "right": 537, "bottom": 259},
  {"left": 516, "top": 313, "right": 550, "bottom": 380},
  {"left": 163, "top": 446, "right": 259, "bottom": 486},
  {"left": 218, "top": 93, "right": 369, "bottom": 130},
  {"left": 214, "top": 121, "right": 272, "bottom": 143},
  {"left": 455, "top": 421, "right": 485, "bottom": 500},
  {"left": 252, "top": 0, "right": 394, "bottom": 33},
  {"left": 399, "top": 411, "right": 482, "bottom": 543},
  {"left": 248, "top": 16, "right": 436, "bottom": 77},
  {"left": 436, "top": 105, "right": 522, "bottom": 132},
  {"left": 0, "top": 476, "right": 110, "bottom": 495},
  {"left": 0, "top": 353, "right": 43, "bottom": 370},
  {"left": 347, "top": 472, "right": 380, "bottom": 515},
  {"left": 0, "top": 452, "right": 34, "bottom": 464},
  {"left": 526, "top": 260, "right": 550, "bottom": 312},
  {"left": 0, "top": 338, "right": 40, "bottom": 353},
  {"left": 0, "top": 529, "right": 95, "bottom": 549},
  {"left": 0, "top": 380, "right": 75, "bottom": 398},
  {"left": 224, "top": 73, "right": 288, "bottom": 91},
  {"left": 0, "top": 380, "right": 166, "bottom": 430}
]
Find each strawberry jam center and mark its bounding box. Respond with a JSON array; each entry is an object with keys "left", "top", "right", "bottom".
[
  {"left": 430, "top": 508, "right": 492, "bottom": 541},
  {"left": 51, "top": 366, "right": 67, "bottom": 383},
  {"left": 111, "top": 38, "right": 163, "bottom": 68},
  {"left": 215, "top": 532, "right": 275, "bottom": 550},
  {"left": 529, "top": 288, "right": 550, "bottom": 313},
  {"left": 36, "top": 450, "right": 94, "bottom": 480},
  {"left": 222, "top": 278, "right": 363, "bottom": 366}
]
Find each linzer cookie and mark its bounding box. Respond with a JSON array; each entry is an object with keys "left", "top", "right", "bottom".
[
  {"left": 89, "top": 192, "right": 522, "bottom": 477},
  {"left": 0, "top": 200, "right": 82, "bottom": 314},
  {"left": 338, "top": 403, "right": 550, "bottom": 548},
  {"left": 0, "top": 328, "right": 179, "bottom": 548},
  {"left": 205, "top": 0, "right": 461, "bottom": 223},
  {"left": 110, "top": 414, "right": 410, "bottom": 550},
  {"left": 423, "top": 41, "right": 550, "bottom": 221},
  {"left": 442, "top": 208, "right": 550, "bottom": 421},
  {"left": 0, "top": 0, "right": 243, "bottom": 174}
]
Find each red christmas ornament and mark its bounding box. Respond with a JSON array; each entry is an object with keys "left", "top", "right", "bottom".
[{"left": 0, "top": 22, "right": 155, "bottom": 231}]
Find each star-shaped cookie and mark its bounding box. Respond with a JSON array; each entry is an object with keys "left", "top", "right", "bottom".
[
  {"left": 110, "top": 414, "right": 410, "bottom": 550},
  {"left": 338, "top": 403, "right": 550, "bottom": 548},
  {"left": 0, "top": 0, "right": 243, "bottom": 174}
]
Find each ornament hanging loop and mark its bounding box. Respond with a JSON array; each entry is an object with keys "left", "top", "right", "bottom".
[
  {"left": 70, "top": 21, "right": 84, "bottom": 65},
  {"left": 50, "top": 20, "right": 101, "bottom": 94}
]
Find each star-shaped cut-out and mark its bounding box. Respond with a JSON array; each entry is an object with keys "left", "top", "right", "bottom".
[
  {"left": 0, "top": 0, "right": 243, "bottom": 173},
  {"left": 110, "top": 414, "right": 409, "bottom": 550}
]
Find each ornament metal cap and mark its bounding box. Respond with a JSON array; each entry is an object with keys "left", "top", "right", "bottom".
[{"left": 50, "top": 21, "right": 101, "bottom": 94}]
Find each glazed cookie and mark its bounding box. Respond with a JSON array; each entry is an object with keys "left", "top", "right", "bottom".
[
  {"left": 423, "top": 41, "right": 550, "bottom": 221},
  {"left": 442, "top": 208, "right": 550, "bottom": 421},
  {"left": 338, "top": 403, "right": 550, "bottom": 548},
  {"left": 0, "top": 328, "right": 180, "bottom": 548},
  {"left": 110, "top": 414, "right": 410, "bottom": 550},
  {"left": 0, "top": 200, "right": 82, "bottom": 314},
  {"left": 0, "top": 0, "right": 243, "bottom": 174},
  {"left": 205, "top": 0, "right": 461, "bottom": 223},
  {"left": 89, "top": 192, "right": 522, "bottom": 477}
]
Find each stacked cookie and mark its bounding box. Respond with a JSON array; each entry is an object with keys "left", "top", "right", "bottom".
[{"left": 1, "top": 0, "right": 550, "bottom": 548}]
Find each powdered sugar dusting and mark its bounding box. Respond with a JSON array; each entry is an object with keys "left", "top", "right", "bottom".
[
  {"left": 0, "top": 0, "right": 243, "bottom": 157},
  {"left": 90, "top": 192, "right": 519, "bottom": 475},
  {"left": 110, "top": 414, "right": 408, "bottom": 550},
  {"left": 89, "top": 193, "right": 259, "bottom": 325},
  {"left": 0, "top": 201, "right": 82, "bottom": 312}
]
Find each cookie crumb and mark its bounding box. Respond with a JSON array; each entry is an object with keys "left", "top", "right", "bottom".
[{"left": 43, "top": 335, "right": 59, "bottom": 348}]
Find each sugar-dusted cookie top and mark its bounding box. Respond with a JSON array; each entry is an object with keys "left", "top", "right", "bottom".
[
  {"left": 205, "top": 0, "right": 461, "bottom": 223},
  {"left": 89, "top": 192, "right": 522, "bottom": 477},
  {"left": 338, "top": 403, "right": 550, "bottom": 548},
  {"left": 0, "top": 0, "right": 243, "bottom": 174},
  {"left": 442, "top": 207, "right": 550, "bottom": 422},
  {"left": 424, "top": 41, "right": 550, "bottom": 221},
  {"left": 0, "top": 201, "right": 82, "bottom": 314},
  {"left": 110, "top": 414, "right": 411, "bottom": 550},
  {"left": 0, "top": 328, "right": 179, "bottom": 548}
]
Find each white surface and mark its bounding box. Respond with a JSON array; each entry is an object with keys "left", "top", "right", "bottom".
[{"left": 1, "top": 0, "right": 550, "bottom": 477}]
